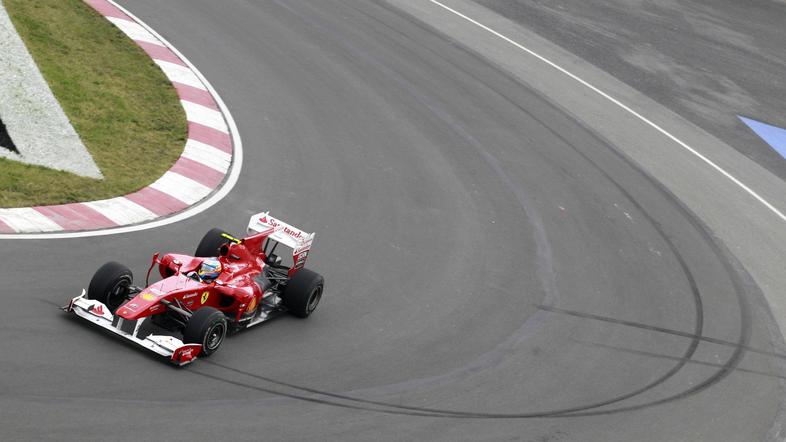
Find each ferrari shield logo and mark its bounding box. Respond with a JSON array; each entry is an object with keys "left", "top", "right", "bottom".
[{"left": 200, "top": 291, "right": 209, "bottom": 304}]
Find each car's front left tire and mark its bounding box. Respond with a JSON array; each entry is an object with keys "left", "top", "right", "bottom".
[{"left": 183, "top": 307, "right": 228, "bottom": 357}]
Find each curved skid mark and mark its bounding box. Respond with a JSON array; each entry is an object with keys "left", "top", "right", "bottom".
[
  {"left": 287, "top": 0, "right": 708, "bottom": 414},
  {"left": 5, "top": 0, "right": 760, "bottom": 423},
  {"left": 184, "top": 0, "right": 753, "bottom": 419}
]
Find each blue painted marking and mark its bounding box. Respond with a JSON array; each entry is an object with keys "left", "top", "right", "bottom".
[{"left": 739, "top": 116, "right": 786, "bottom": 159}]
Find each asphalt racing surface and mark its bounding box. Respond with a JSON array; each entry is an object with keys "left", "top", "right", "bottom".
[
  {"left": 2, "top": 0, "right": 785, "bottom": 440},
  {"left": 477, "top": 0, "right": 786, "bottom": 181}
]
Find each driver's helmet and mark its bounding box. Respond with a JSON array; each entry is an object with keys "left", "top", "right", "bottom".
[{"left": 198, "top": 258, "right": 222, "bottom": 281}]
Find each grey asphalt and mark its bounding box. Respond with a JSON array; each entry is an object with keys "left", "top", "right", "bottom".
[
  {"left": 1, "top": 0, "right": 785, "bottom": 440},
  {"left": 477, "top": 0, "right": 786, "bottom": 181}
]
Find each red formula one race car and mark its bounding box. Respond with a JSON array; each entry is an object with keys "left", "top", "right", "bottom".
[{"left": 64, "top": 212, "right": 324, "bottom": 366}]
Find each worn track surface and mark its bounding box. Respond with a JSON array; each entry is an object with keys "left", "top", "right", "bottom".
[{"left": 1, "top": 0, "right": 785, "bottom": 440}]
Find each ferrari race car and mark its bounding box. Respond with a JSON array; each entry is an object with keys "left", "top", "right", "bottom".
[{"left": 63, "top": 212, "right": 324, "bottom": 366}]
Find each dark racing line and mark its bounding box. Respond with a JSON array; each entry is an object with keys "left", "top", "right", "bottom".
[
  {"left": 47, "top": 0, "right": 755, "bottom": 419},
  {"left": 173, "top": 0, "right": 757, "bottom": 416}
]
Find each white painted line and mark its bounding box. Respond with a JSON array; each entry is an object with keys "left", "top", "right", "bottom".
[
  {"left": 149, "top": 171, "right": 213, "bottom": 205},
  {"left": 181, "top": 100, "right": 228, "bottom": 133},
  {"left": 0, "top": 208, "right": 63, "bottom": 232},
  {"left": 427, "top": 0, "right": 786, "bottom": 222},
  {"left": 83, "top": 198, "right": 157, "bottom": 225},
  {"left": 182, "top": 139, "right": 232, "bottom": 173},
  {"left": 154, "top": 60, "right": 206, "bottom": 91},
  {"left": 107, "top": 17, "right": 163, "bottom": 47},
  {"left": 0, "top": 0, "right": 243, "bottom": 239}
]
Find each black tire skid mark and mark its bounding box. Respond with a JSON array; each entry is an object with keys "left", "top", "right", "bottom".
[
  {"left": 361, "top": 0, "right": 756, "bottom": 417},
  {"left": 568, "top": 338, "right": 786, "bottom": 382},
  {"left": 543, "top": 305, "right": 775, "bottom": 361},
  {"left": 270, "top": 0, "right": 707, "bottom": 410},
  {"left": 182, "top": 0, "right": 760, "bottom": 419}
]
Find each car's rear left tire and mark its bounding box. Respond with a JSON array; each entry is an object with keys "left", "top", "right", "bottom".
[
  {"left": 283, "top": 269, "right": 324, "bottom": 318},
  {"left": 87, "top": 261, "right": 133, "bottom": 312},
  {"left": 195, "top": 228, "right": 233, "bottom": 257},
  {"left": 183, "top": 307, "right": 227, "bottom": 357}
]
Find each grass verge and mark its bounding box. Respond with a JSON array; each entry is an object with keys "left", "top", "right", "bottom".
[{"left": 0, "top": 0, "right": 186, "bottom": 208}]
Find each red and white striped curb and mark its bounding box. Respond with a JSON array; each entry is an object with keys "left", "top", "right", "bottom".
[{"left": 0, "top": 0, "right": 237, "bottom": 235}]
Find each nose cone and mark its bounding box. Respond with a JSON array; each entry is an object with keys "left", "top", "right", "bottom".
[
  {"left": 116, "top": 290, "right": 162, "bottom": 320},
  {"left": 117, "top": 275, "right": 205, "bottom": 320}
]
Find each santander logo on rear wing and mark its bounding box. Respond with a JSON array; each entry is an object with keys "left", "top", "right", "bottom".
[{"left": 246, "top": 211, "right": 315, "bottom": 253}]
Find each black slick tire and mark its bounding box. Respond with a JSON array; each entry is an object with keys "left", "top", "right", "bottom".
[
  {"left": 183, "top": 307, "right": 227, "bottom": 357},
  {"left": 283, "top": 269, "right": 324, "bottom": 318},
  {"left": 87, "top": 261, "right": 133, "bottom": 312},
  {"left": 195, "top": 228, "right": 233, "bottom": 257}
]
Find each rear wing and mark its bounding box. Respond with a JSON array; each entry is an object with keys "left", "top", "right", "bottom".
[{"left": 247, "top": 212, "right": 314, "bottom": 275}]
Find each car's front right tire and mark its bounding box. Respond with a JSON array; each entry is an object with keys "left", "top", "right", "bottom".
[
  {"left": 87, "top": 261, "right": 133, "bottom": 312},
  {"left": 195, "top": 228, "right": 235, "bottom": 257}
]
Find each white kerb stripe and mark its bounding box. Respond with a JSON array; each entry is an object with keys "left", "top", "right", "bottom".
[
  {"left": 149, "top": 171, "right": 213, "bottom": 205},
  {"left": 0, "top": 208, "right": 63, "bottom": 232},
  {"left": 83, "top": 198, "right": 157, "bottom": 225},
  {"left": 182, "top": 139, "right": 231, "bottom": 173},
  {"left": 181, "top": 101, "right": 228, "bottom": 133},
  {"left": 154, "top": 60, "right": 206, "bottom": 91},
  {"left": 107, "top": 17, "right": 164, "bottom": 47}
]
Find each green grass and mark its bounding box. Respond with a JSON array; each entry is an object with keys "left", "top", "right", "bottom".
[{"left": 0, "top": 0, "right": 186, "bottom": 207}]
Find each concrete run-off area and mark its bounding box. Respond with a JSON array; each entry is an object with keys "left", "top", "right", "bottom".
[{"left": 0, "top": 1, "right": 102, "bottom": 178}]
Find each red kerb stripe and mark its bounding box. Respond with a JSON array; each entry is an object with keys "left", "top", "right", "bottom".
[
  {"left": 188, "top": 122, "right": 232, "bottom": 153},
  {"left": 137, "top": 41, "right": 185, "bottom": 66},
  {"left": 125, "top": 187, "right": 188, "bottom": 216},
  {"left": 174, "top": 84, "right": 217, "bottom": 110},
  {"left": 84, "top": 0, "right": 129, "bottom": 20},
  {"left": 0, "top": 218, "right": 13, "bottom": 233},
  {"left": 170, "top": 157, "right": 224, "bottom": 188},
  {"left": 34, "top": 204, "right": 117, "bottom": 230}
]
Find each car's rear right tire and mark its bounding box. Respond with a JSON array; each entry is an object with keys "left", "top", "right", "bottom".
[
  {"left": 283, "top": 269, "right": 324, "bottom": 318},
  {"left": 87, "top": 261, "right": 133, "bottom": 312},
  {"left": 183, "top": 307, "right": 227, "bottom": 357},
  {"left": 195, "top": 228, "right": 233, "bottom": 257}
]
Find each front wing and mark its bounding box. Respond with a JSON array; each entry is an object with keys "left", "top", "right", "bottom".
[{"left": 64, "top": 290, "right": 202, "bottom": 366}]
